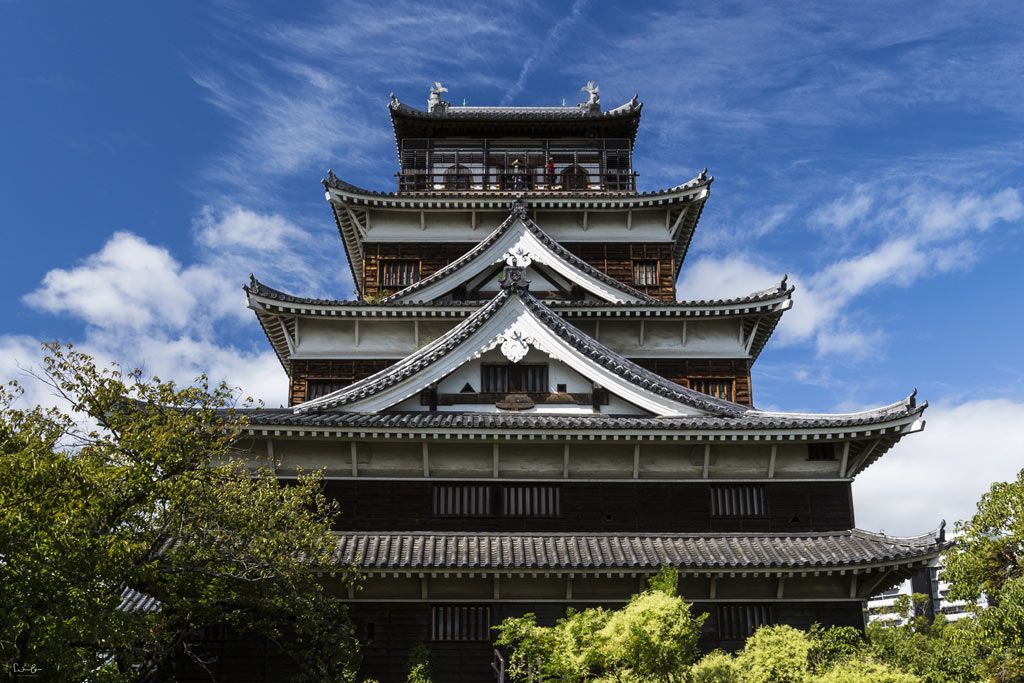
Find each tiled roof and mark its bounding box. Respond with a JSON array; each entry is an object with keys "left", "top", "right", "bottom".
[
  {"left": 388, "top": 96, "right": 643, "bottom": 122},
  {"left": 383, "top": 200, "right": 656, "bottom": 304},
  {"left": 118, "top": 586, "right": 161, "bottom": 614},
  {"left": 294, "top": 279, "right": 748, "bottom": 417},
  {"left": 245, "top": 275, "right": 791, "bottom": 314},
  {"left": 239, "top": 395, "right": 921, "bottom": 432},
  {"left": 332, "top": 529, "right": 946, "bottom": 572}
]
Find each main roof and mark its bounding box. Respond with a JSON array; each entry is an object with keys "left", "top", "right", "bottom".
[
  {"left": 387, "top": 91, "right": 644, "bottom": 147},
  {"left": 333, "top": 529, "right": 947, "bottom": 574}
]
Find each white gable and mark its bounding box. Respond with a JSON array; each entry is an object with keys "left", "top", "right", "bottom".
[{"left": 316, "top": 295, "right": 710, "bottom": 416}]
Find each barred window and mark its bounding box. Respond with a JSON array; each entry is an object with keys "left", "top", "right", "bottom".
[
  {"left": 632, "top": 259, "right": 659, "bottom": 287},
  {"left": 717, "top": 605, "right": 774, "bottom": 640},
  {"left": 431, "top": 606, "right": 491, "bottom": 641},
  {"left": 381, "top": 260, "right": 420, "bottom": 288},
  {"left": 710, "top": 484, "right": 766, "bottom": 517},
  {"left": 433, "top": 485, "right": 493, "bottom": 517},
  {"left": 503, "top": 485, "right": 560, "bottom": 517},
  {"left": 689, "top": 378, "right": 734, "bottom": 401},
  {"left": 808, "top": 443, "right": 836, "bottom": 460},
  {"left": 480, "top": 364, "right": 548, "bottom": 393},
  {"left": 432, "top": 484, "right": 561, "bottom": 518}
]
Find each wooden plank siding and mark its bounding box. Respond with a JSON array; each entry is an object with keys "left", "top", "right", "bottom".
[
  {"left": 361, "top": 241, "right": 677, "bottom": 300},
  {"left": 633, "top": 358, "right": 753, "bottom": 406},
  {"left": 289, "top": 359, "right": 394, "bottom": 406},
  {"left": 323, "top": 481, "right": 855, "bottom": 534}
]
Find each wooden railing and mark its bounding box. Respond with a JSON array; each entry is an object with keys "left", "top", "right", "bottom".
[{"left": 397, "top": 169, "right": 637, "bottom": 193}]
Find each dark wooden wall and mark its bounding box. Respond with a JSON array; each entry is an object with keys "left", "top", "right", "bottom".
[
  {"left": 165, "top": 601, "right": 865, "bottom": 682},
  {"left": 324, "top": 481, "right": 855, "bottom": 533},
  {"left": 289, "top": 359, "right": 394, "bottom": 406},
  {"left": 361, "top": 241, "right": 677, "bottom": 301},
  {"left": 289, "top": 358, "right": 752, "bottom": 406},
  {"left": 348, "top": 601, "right": 864, "bottom": 683},
  {"left": 634, "top": 358, "right": 753, "bottom": 406}
]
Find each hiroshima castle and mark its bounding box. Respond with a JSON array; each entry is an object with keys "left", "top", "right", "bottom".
[{"left": 199, "top": 82, "right": 946, "bottom": 681}]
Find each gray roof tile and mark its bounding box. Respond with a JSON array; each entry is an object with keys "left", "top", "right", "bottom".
[{"left": 333, "top": 529, "right": 946, "bottom": 572}]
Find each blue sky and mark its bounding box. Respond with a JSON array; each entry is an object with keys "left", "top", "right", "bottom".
[{"left": 2, "top": 1, "right": 1023, "bottom": 533}]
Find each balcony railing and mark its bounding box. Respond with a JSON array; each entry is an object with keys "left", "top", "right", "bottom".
[{"left": 397, "top": 169, "right": 637, "bottom": 193}]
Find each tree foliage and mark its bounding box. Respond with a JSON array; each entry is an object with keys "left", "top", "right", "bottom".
[
  {"left": 945, "top": 467, "right": 1024, "bottom": 681},
  {"left": 0, "top": 343, "right": 360, "bottom": 682},
  {"left": 494, "top": 568, "right": 705, "bottom": 683}
]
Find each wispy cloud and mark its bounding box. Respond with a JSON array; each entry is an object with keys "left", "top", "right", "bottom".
[
  {"left": 502, "top": 0, "right": 588, "bottom": 104},
  {"left": 680, "top": 181, "right": 1023, "bottom": 356}
]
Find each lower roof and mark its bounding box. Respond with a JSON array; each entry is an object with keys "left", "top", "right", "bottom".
[{"left": 332, "top": 529, "right": 946, "bottom": 573}]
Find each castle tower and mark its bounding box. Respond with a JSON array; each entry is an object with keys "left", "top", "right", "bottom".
[{"left": 235, "top": 83, "right": 945, "bottom": 681}]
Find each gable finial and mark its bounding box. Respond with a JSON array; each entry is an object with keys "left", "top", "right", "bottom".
[
  {"left": 428, "top": 81, "right": 449, "bottom": 113},
  {"left": 938, "top": 519, "right": 946, "bottom": 543},
  {"left": 579, "top": 80, "right": 601, "bottom": 112},
  {"left": 510, "top": 197, "right": 528, "bottom": 218}
]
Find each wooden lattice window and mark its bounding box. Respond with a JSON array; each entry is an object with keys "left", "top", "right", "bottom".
[
  {"left": 433, "top": 485, "right": 493, "bottom": 517},
  {"left": 502, "top": 485, "right": 560, "bottom": 517},
  {"left": 480, "top": 364, "right": 548, "bottom": 393},
  {"left": 431, "top": 606, "right": 491, "bottom": 641},
  {"left": 689, "top": 378, "right": 734, "bottom": 401},
  {"left": 380, "top": 259, "right": 420, "bottom": 288},
  {"left": 710, "top": 484, "right": 766, "bottom": 518},
  {"left": 717, "top": 605, "right": 774, "bottom": 640},
  {"left": 632, "top": 260, "right": 659, "bottom": 287}
]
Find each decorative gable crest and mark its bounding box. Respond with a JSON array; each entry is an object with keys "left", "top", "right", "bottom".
[{"left": 498, "top": 330, "right": 532, "bottom": 363}]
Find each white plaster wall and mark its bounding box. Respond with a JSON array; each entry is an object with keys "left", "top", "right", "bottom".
[
  {"left": 568, "top": 443, "right": 634, "bottom": 479},
  {"left": 356, "top": 441, "right": 423, "bottom": 477},
  {"left": 427, "top": 442, "right": 493, "bottom": 478},
  {"left": 271, "top": 438, "right": 349, "bottom": 476},
  {"left": 497, "top": 442, "right": 563, "bottom": 478},
  {"left": 638, "top": 443, "right": 706, "bottom": 479},
  {"left": 363, "top": 208, "right": 671, "bottom": 242},
  {"left": 709, "top": 443, "right": 773, "bottom": 479},
  {"left": 772, "top": 443, "right": 843, "bottom": 478}
]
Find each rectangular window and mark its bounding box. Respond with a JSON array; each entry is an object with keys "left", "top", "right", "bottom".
[
  {"left": 689, "top": 378, "right": 734, "bottom": 402},
  {"left": 710, "top": 484, "right": 766, "bottom": 517},
  {"left": 480, "top": 364, "right": 548, "bottom": 393},
  {"left": 632, "top": 260, "right": 659, "bottom": 287},
  {"left": 381, "top": 260, "right": 420, "bottom": 288},
  {"left": 433, "top": 485, "right": 493, "bottom": 517},
  {"left": 432, "top": 484, "right": 561, "bottom": 518},
  {"left": 431, "top": 606, "right": 491, "bottom": 641},
  {"left": 717, "top": 605, "right": 774, "bottom": 640},
  {"left": 503, "top": 485, "right": 560, "bottom": 517},
  {"left": 807, "top": 443, "right": 836, "bottom": 460}
]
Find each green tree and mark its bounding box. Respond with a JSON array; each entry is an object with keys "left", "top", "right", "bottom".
[
  {"left": 406, "top": 644, "right": 432, "bottom": 683},
  {"left": 945, "top": 468, "right": 1024, "bottom": 681},
  {"left": 817, "top": 658, "right": 922, "bottom": 683},
  {"left": 864, "top": 595, "right": 981, "bottom": 682},
  {"left": 691, "top": 650, "right": 739, "bottom": 682},
  {"left": 0, "top": 343, "right": 359, "bottom": 682},
  {"left": 494, "top": 568, "right": 705, "bottom": 683},
  {"left": 735, "top": 624, "right": 812, "bottom": 683}
]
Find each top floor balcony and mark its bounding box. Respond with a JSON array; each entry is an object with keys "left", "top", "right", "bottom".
[{"left": 397, "top": 138, "right": 636, "bottom": 194}]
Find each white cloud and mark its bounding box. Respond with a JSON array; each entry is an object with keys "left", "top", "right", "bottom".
[
  {"left": 855, "top": 398, "right": 1024, "bottom": 535},
  {"left": 682, "top": 183, "right": 1023, "bottom": 356},
  {"left": 15, "top": 205, "right": 340, "bottom": 407},
  {"left": 23, "top": 233, "right": 198, "bottom": 332}
]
